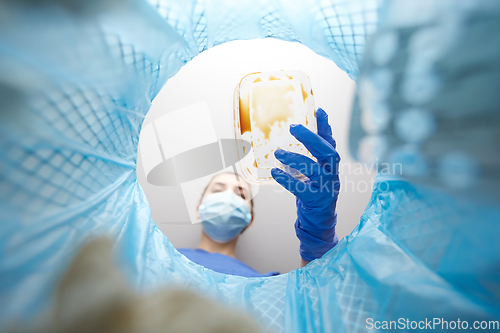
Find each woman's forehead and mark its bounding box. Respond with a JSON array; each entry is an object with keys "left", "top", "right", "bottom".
[{"left": 209, "top": 173, "right": 251, "bottom": 192}]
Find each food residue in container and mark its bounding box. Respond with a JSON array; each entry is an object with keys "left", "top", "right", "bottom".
[
  {"left": 235, "top": 70, "right": 316, "bottom": 183},
  {"left": 250, "top": 83, "right": 296, "bottom": 140},
  {"left": 239, "top": 96, "right": 251, "bottom": 135},
  {"left": 301, "top": 83, "right": 308, "bottom": 102}
]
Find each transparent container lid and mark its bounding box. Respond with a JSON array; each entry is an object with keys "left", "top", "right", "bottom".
[{"left": 233, "top": 70, "right": 317, "bottom": 184}]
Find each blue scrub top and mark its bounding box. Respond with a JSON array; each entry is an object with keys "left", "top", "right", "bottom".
[{"left": 178, "top": 248, "right": 280, "bottom": 278}]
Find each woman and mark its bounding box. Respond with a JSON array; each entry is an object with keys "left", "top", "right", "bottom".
[{"left": 178, "top": 172, "right": 279, "bottom": 277}]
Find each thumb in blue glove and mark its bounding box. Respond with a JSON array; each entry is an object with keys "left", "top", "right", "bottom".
[{"left": 271, "top": 108, "right": 340, "bottom": 262}]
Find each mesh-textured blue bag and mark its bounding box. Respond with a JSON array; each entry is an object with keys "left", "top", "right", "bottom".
[{"left": 1, "top": 0, "right": 499, "bottom": 332}]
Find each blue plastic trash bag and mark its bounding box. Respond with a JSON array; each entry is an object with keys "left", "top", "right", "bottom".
[
  {"left": 1, "top": 0, "right": 499, "bottom": 332},
  {"left": 349, "top": 0, "right": 500, "bottom": 204}
]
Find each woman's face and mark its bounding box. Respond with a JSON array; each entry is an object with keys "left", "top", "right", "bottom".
[{"left": 197, "top": 173, "right": 254, "bottom": 236}]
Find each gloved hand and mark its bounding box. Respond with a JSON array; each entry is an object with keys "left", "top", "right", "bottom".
[{"left": 271, "top": 108, "right": 340, "bottom": 262}]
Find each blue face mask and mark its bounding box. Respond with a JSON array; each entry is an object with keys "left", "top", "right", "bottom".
[{"left": 199, "top": 190, "right": 252, "bottom": 243}]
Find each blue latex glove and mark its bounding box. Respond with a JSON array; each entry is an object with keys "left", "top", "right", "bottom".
[{"left": 271, "top": 108, "right": 340, "bottom": 262}]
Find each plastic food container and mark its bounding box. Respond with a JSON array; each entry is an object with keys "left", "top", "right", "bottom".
[{"left": 233, "top": 70, "right": 317, "bottom": 184}]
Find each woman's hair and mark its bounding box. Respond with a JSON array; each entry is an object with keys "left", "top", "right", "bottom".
[{"left": 199, "top": 172, "right": 254, "bottom": 216}]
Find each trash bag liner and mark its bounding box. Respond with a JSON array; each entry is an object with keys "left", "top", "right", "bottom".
[{"left": 1, "top": 0, "right": 498, "bottom": 332}]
